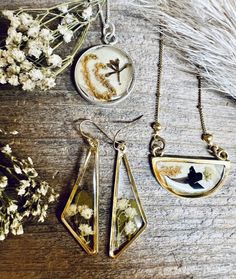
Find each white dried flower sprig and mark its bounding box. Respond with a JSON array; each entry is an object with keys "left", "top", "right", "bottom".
[
  {"left": 0, "top": 0, "right": 102, "bottom": 92},
  {"left": 0, "top": 144, "right": 58, "bottom": 241},
  {"left": 115, "top": 198, "right": 139, "bottom": 248},
  {"left": 66, "top": 202, "right": 94, "bottom": 241}
]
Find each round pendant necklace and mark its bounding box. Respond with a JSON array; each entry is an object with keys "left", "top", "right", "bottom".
[
  {"left": 74, "top": 0, "right": 135, "bottom": 106},
  {"left": 150, "top": 33, "right": 230, "bottom": 198}
]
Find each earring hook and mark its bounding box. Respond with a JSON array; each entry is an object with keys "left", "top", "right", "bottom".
[
  {"left": 113, "top": 115, "right": 143, "bottom": 150},
  {"left": 74, "top": 115, "right": 143, "bottom": 150},
  {"left": 78, "top": 119, "right": 114, "bottom": 144}
]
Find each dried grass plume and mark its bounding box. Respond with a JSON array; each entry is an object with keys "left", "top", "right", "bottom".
[{"left": 133, "top": 0, "right": 236, "bottom": 99}]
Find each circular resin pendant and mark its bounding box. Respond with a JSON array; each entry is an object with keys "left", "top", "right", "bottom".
[{"left": 74, "top": 45, "right": 135, "bottom": 106}]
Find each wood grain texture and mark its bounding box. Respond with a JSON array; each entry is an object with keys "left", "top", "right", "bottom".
[{"left": 0, "top": 1, "right": 236, "bottom": 278}]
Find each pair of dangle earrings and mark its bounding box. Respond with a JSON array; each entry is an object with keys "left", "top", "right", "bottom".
[{"left": 61, "top": 117, "right": 147, "bottom": 259}]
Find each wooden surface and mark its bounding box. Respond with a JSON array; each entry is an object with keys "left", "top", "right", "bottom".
[{"left": 0, "top": 1, "right": 236, "bottom": 278}]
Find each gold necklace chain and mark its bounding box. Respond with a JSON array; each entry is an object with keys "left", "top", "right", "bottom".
[{"left": 151, "top": 34, "right": 229, "bottom": 161}]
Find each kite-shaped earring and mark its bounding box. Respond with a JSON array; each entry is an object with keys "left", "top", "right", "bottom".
[{"left": 61, "top": 120, "right": 100, "bottom": 255}]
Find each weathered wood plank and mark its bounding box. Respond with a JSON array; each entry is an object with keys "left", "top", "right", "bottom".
[{"left": 0, "top": 0, "right": 235, "bottom": 278}]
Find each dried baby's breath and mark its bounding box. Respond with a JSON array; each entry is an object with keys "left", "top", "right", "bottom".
[
  {"left": 0, "top": 0, "right": 103, "bottom": 92},
  {"left": 0, "top": 144, "right": 58, "bottom": 241}
]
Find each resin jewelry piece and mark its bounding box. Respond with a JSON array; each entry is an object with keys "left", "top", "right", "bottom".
[
  {"left": 74, "top": 0, "right": 135, "bottom": 106},
  {"left": 108, "top": 118, "right": 147, "bottom": 258},
  {"left": 61, "top": 121, "right": 99, "bottom": 255},
  {"left": 81, "top": 117, "right": 147, "bottom": 258},
  {"left": 150, "top": 34, "right": 230, "bottom": 198}
]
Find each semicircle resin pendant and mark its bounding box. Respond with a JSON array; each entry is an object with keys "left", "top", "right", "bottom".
[
  {"left": 152, "top": 155, "right": 230, "bottom": 198},
  {"left": 149, "top": 35, "right": 230, "bottom": 198},
  {"left": 74, "top": 45, "right": 135, "bottom": 106},
  {"left": 150, "top": 127, "right": 230, "bottom": 198}
]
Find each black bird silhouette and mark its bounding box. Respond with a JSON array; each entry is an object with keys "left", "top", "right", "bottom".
[
  {"left": 167, "top": 166, "right": 204, "bottom": 189},
  {"left": 188, "top": 166, "right": 204, "bottom": 189}
]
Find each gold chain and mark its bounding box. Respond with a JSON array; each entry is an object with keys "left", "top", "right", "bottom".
[
  {"left": 154, "top": 33, "right": 164, "bottom": 123},
  {"left": 151, "top": 33, "right": 229, "bottom": 161}
]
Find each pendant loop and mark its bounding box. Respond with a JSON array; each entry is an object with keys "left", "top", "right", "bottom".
[
  {"left": 102, "top": 22, "right": 117, "bottom": 45},
  {"left": 150, "top": 133, "right": 166, "bottom": 157}
]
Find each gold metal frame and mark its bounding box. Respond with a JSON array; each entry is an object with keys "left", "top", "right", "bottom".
[
  {"left": 61, "top": 143, "right": 99, "bottom": 255},
  {"left": 109, "top": 150, "right": 147, "bottom": 259},
  {"left": 152, "top": 156, "right": 230, "bottom": 198}
]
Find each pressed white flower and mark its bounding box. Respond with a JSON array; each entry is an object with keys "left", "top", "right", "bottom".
[
  {"left": 63, "top": 30, "right": 73, "bottom": 43},
  {"left": 0, "top": 232, "right": 6, "bottom": 241},
  {"left": 14, "top": 164, "right": 22, "bottom": 174},
  {"left": 125, "top": 207, "right": 138, "bottom": 219},
  {"left": 8, "top": 203, "right": 18, "bottom": 213},
  {"left": 21, "top": 60, "right": 33, "bottom": 71},
  {"left": 66, "top": 204, "right": 78, "bottom": 216},
  {"left": 30, "top": 69, "right": 44, "bottom": 81},
  {"left": 22, "top": 35, "right": 29, "bottom": 42},
  {"left": 23, "top": 167, "right": 38, "bottom": 178},
  {"left": 0, "top": 71, "right": 7, "bottom": 84},
  {"left": 6, "top": 55, "right": 15, "bottom": 65},
  {"left": 19, "top": 13, "right": 33, "bottom": 27},
  {"left": 4, "top": 221, "right": 10, "bottom": 235},
  {"left": 38, "top": 205, "right": 47, "bottom": 222},
  {"left": 124, "top": 220, "right": 137, "bottom": 236},
  {"left": 11, "top": 49, "right": 25, "bottom": 63},
  {"left": 79, "top": 224, "right": 94, "bottom": 236},
  {"left": 6, "top": 30, "right": 22, "bottom": 46},
  {"left": 0, "top": 57, "right": 7, "bottom": 68},
  {"left": 117, "top": 198, "right": 129, "bottom": 211},
  {"left": 32, "top": 203, "right": 41, "bottom": 216},
  {"left": 82, "top": 6, "right": 93, "bottom": 21},
  {"left": 57, "top": 24, "right": 68, "bottom": 35},
  {"left": 62, "top": 13, "right": 76, "bottom": 25},
  {"left": 2, "top": 10, "right": 14, "bottom": 20},
  {"left": 41, "top": 77, "right": 56, "bottom": 90},
  {"left": 48, "top": 54, "right": 62, "bottom": 68},
  {"left": 17, "top": 179, "right": 30, "bottom": 195},
  {"left": 203, "top": 167, "right": 214, "bottom": 181},
  {"left": 22, "top": 79, "right": 35, "bottom": 91},
  {"left": 38, "top": 215, "right": 45, "bottom": 223},
  {"left": 23, "top": 210, "right": 30, "bottom": 217},
  {"left": 7, "top": 64, "right": 21, "bottom": 75},
  {"left": 28, "top": 43, "right": 42, "bottom": 59},
  {"left": 77, "top": 205, "right": 88, "bottom": 213},
  {"left": 11, "top": 224, "right": 24, "bottom": 235},
  {"left": 80, "top": 207, "right": 93, "bottom": 220},
  {"left": 0, "top": 176, "right": 8, "bottom": 189},
  {"left": 57, "top": 24, "right": 73, "bottom": 42},
  {"left": 1, "top": 50, "right": 7, "bottom": 58},
  {"left": 27, "top": 23, "right": 40, "bottom": 38},
  {"left": 43, "top": 46, "right": 53, "bottom": 57},
  {"left": 10, "top": 16, "right": 21, "bottom": 29},
  {"left": 38, "top": 181, "right": 49, "bottom": 196},
  {"left": 28, "top": 157, "right": 33, "bottom": 165},
  {"left": 20, "top": 180, "right": 31, "bottom": 188},
  {"left": 8, "top": 75, "right": 19, "bottom": 86},
  {"left": 48, "top": 194, "right": 56, "bottom": 203},
  {"left": 40, "top": 28, "right": 54, "bottom": 41},
  {"left": 17, "top": 187, "right": 26, "bottom": 196},
  {"left": 7, "top": 27, "right": 17, "bottom": 36},
  {"left": 58, "top": 4, "right": 68, "bottom": 13},
  {"left": 1, "top": 144, "right": 12, "bottom": 154}
]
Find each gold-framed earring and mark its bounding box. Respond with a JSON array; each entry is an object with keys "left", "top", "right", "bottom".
[
  {"left": 108, "top": 117, "right": 147, "bottom": 258},
  {"left": 61, "top": 120, "right": 100, "bottom": 255}
]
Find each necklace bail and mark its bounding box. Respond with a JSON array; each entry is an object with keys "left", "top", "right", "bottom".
[{"left": 102, "top": 22, "right": 117, "bottom": 45}]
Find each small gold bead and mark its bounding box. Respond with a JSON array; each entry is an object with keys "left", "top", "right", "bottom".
[
  {"left": 202, "top": 133, "right": 213, "bottom": 144},
  {"left": 152, "top": 122, "right": 162, "bottom": 131}
]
